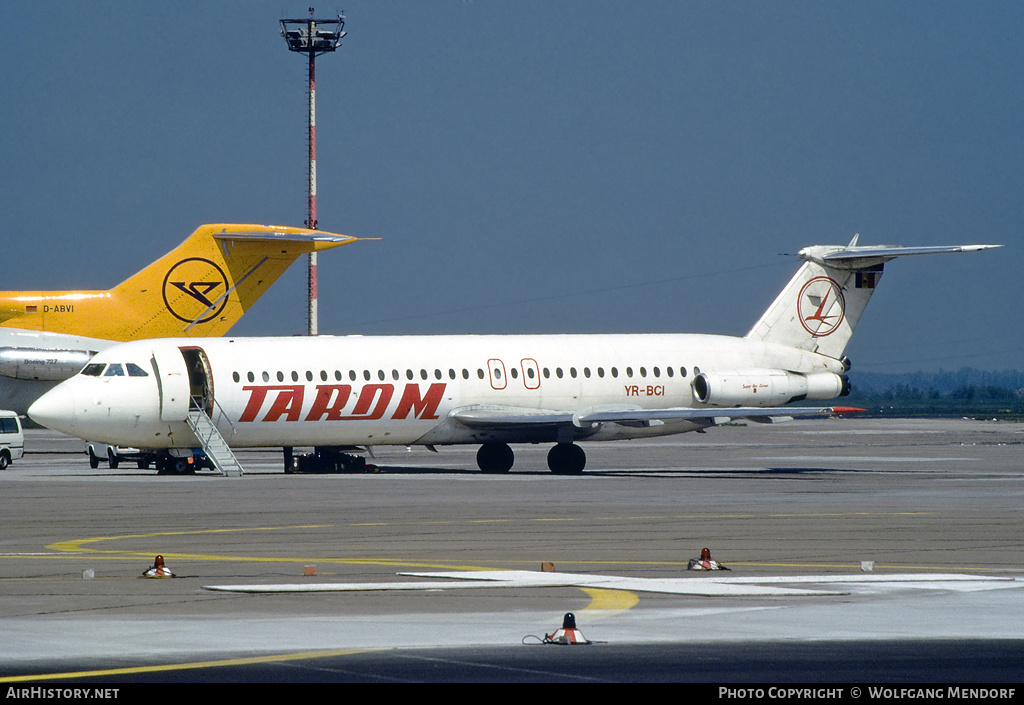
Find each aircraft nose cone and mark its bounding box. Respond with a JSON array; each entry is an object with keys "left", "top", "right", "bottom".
[{"left": 28, "top": 383, "right": 77, "bottom": 435}]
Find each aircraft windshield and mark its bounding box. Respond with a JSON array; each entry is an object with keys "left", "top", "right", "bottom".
[{"left": 80, "top": 362, "right": 149, "bottom": 377}]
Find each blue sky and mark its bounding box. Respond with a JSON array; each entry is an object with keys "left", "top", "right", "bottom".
[{"left": 1, "top": 1, "right": 1020, "bottom": 373}]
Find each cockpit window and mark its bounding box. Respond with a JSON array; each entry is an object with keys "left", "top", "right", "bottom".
[
  {"left": 104, "top": 364, "right": 125, "bottom": 377},
  {"left": 126, "top": 363, "right": 149, "bottom": 377},
  {"left": 81, "top": 363, "right": 105, "bottom": 376}
]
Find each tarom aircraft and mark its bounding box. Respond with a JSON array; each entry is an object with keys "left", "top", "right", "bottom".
[
  {"left": 28, "top": 237, "right": 999, "bottom": 475},
  {"left": 0, "top": 223, "right": 359, "bottom": 414}
]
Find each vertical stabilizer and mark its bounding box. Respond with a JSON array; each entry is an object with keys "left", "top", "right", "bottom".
[
  {"left": 746, "top": 238, "right": 1001, "bottom": 360},
  {"left": 0, "top": 224, "right": 360, "bottom": 341}
]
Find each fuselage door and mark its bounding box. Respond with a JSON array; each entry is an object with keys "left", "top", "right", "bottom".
[
  {"left": 151, "top": 347, "right": 190, "bottom": 422},
  {"left": 180, "top": 346, "right": 214, "bottom": 416}
]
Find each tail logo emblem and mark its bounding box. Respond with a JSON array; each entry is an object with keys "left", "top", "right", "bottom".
[
  {"left": 797, "top": 276, "right": 845, "bottom": 337},
  {"left": 162, "top": 258, "right": 229, "bottom": 324}
]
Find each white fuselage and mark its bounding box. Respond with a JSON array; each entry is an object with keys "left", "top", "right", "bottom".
[{"left": 29, "top": 333, "right": 846, "bottom": 450}]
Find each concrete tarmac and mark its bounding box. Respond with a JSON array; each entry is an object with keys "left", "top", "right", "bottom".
[{"left": 0, "top": 417, "right": 1021, "bottom": 682}]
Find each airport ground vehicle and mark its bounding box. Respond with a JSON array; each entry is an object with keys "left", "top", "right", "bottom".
[
  {"left": 86, "top": 442, "right": 212, "bottom": 474},
  {"left": 0, "top": 410, "right": 25, "bottom": 469}
]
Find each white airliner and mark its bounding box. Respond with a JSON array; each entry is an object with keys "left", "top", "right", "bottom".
[{"left": 28, "top": 237, "right": 999, "bottom": 474}]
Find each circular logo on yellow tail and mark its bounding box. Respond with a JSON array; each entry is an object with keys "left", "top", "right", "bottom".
[
  {"left": 797, "top": 276, "right": 845, "bottom": 336},
  {"left": 162, "top": 258, "right": 229, "bottom": 324}
]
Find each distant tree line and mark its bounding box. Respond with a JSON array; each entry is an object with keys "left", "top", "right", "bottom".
[{"left": 838, "top": 367, "right": 1024, "bottom": 419}]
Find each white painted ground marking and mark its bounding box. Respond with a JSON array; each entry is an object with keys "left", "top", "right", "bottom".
[
  {"left": 204, "top": 571, "right": 839, "bottom": 597},
  {"left": 203, "top": 571, "right": 1021, "bottom": 597}
]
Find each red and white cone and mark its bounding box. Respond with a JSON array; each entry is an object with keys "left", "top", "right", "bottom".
[
  {"left": 544, "top": 612, "right": 590, "bottom": 645},
  {"left": 141, "top": 554, "right": 175, "bottom": 578},
  {"left": 688, "top": 547, "right": 729, "bottom": 571}
]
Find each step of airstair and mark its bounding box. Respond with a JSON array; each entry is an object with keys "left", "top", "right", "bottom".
[{"left": 185, "top": 408, "right": 244, "bottom": 476}]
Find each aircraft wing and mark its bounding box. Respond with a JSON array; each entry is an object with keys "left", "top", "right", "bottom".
[
  {"left": 451, "top": 408, "right": 576, "bottom": 429},
  {"left": 451, "top": 405, "right": 852, "bottom": 430},
  {"left": 578, "top": 406, "right": 850, "bottom": 423}
]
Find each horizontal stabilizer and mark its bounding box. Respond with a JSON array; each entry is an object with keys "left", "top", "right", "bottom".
[
  {"left": 212, "top": 226, "right": 371, "bottom": 252},
  {"left": 800, "top": 241, "right": 1002, "bottom": 270}
]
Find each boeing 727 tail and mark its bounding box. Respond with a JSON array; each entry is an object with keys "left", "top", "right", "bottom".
[
  {"left": 0, "top": 223, "right": 359, "bottom": 341},
  {"left": 0, "top": 223, "right": 362, "bottom": 414}
]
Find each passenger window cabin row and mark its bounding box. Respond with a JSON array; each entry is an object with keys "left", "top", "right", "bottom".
[
  {"left": 79, "top": 361, "right": 697, "bottom": 384},
  {"left": 230, "top": 365, "right": 695, "bottom": 385}
]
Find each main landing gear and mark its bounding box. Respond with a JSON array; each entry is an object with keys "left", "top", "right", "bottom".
[
  {"left": 477, "top": 442, "right": 514, "bottom": 473},
  {"left": 475, "top": 442, "right": 586, "bottom": 475},
  {"left": 546, "top": 442, "right": 586, "bottom": 475},
  {"left": 286, "top": 446, "right": 368, "bottom": 473}
]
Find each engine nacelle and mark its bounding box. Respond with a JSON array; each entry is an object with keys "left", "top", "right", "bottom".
[
  {"left": 0, "top": 347, "right": 94, "bottom": 381},
  {"left": 692, "top": 369, "right": 849, "bottom": 407}
]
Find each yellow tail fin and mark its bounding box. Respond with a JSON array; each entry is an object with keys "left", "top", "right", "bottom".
[{"left": 0, "top": 224, "right": 359, "bottom": 341}]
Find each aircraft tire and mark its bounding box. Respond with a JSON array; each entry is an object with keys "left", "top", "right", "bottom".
[
  {"left": 547, "top": 443, "right": 586, "bottom": 475},
  {"left": 477, "top": 442, "right": 514, "bottom": 473}
]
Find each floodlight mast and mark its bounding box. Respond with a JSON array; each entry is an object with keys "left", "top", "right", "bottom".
[{"left": 280, "top": 10, "right": 346, "bottom": 337}]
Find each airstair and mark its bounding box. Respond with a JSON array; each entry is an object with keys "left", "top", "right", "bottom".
[{"left": 185, "top": 399, "right": 244, "bottom": 476}]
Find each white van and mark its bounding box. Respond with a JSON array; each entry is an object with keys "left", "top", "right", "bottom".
[{"left": 0, "top": 411, "right": 24, "bottom": 469}]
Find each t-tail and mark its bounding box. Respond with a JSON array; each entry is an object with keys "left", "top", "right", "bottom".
[
  {"left": 745, "top": 235, "right": 1001, "bottom": 360},
  {"left": 0, "top": 224, "right": 361, "bottom": 341}
]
